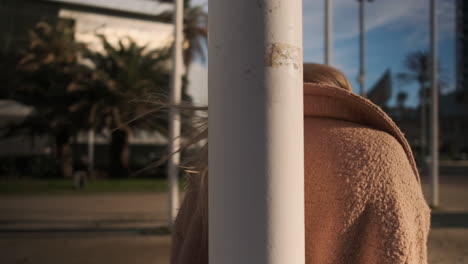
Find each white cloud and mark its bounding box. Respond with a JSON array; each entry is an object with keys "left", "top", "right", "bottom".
[
  {"left": 388, "top": 0, "right": 455, "bottom": 46},
  {"left": 305, "top": 0, "right": 453, "bottom": 43},
  {"left": 303, "top": 0, "right": 455, "bottom": 87},
  {"left": 185, "top": 0, "right": 454, "bottom": 99},
  {"left": 186, "top": 0, "right": 454, "bottom": 58}
]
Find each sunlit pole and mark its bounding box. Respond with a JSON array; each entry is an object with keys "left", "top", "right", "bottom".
[
  {"left": 209, "top": 0, "right": 305, "bottom": 263},
  {"left": 421, "top": 85, "right": 427, "bottom": 172},
  {"left": 167, "top": 0, "right": 184, "bottom": 229},
  {"left": 429, "top": 0, "right": 439, "bottom": 207},
  {"left": 358, "top": 0, "right": 366, "bottom": 97},
  {"left": 325, "top": 0, "right": 333, "bottom": 65},
  {"left": 357, "top": 0, "right": 373, "bottom": 97}
]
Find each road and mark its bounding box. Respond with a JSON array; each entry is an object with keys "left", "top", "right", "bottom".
[
  {"left": 0, "top": 176, "right": 467, "bottom": 264},
  {"left": 0, "top": 193, "right": 171, "bottom": 264}
]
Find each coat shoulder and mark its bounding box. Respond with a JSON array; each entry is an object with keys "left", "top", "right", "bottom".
[
  {"left": 304, "top": 117, "right": 421, "bottom": 204},
  {"left": 304, "top": 117, "right": 408, "bottom": 173}
]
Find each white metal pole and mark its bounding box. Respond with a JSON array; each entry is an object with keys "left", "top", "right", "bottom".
[
  {"left": 167, "top": 0, "right": 184, "bottom": 228},
  {"left": 421, "top": 86, "right": 427, "bottom": 167},
  {"left": 358, "top": 0, "right": 366, "bottom": 97},
  {"left": 325, "top": 0, "right": 333, "bottom": 65},
  {"left": 87, "top": 129, "right": 94, "bottom": 176},
  {"left": 209, "top": 0, "right": 305, "bottom": 263},
  {"left": 430, "top": 0, "right": 439, "bottom": 207}
]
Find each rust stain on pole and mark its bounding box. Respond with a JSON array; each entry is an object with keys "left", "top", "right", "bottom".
[{"left": 265, "top": 43, "right": 301, "bottom": 70}]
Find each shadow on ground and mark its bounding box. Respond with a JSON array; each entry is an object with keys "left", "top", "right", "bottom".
[{"left": 431, "top": 212, "right": 468, "bottom": 228}]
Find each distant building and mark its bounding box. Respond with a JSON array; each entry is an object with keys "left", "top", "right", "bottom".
[
  {"left": 0, "top": 0, "right": 173, "bottom": 56},
  {"left": 439, "top": 92, "right": 468, "bottom": 158},
  {"left": 367, "top": 69, "right": 392, "bottom": 109},
  {"left": 0, "top": 100, "right": 50, "bottom": 156},
  {"left": 386, "top": 91, "right": 468, "bottom": 160},
  {"left": 367, "top": 67, "right": 468, "bottom": 160},
  {"left": 0, "top": 0, "right": 171, "bottom": 164}
]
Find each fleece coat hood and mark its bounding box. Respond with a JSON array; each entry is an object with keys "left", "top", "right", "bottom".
[{"left": 171, "top": 83, "right": 431, "bottom": 264}]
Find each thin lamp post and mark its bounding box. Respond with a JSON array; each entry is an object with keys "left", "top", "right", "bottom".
[
  {"left": 167, "top": 0, "right": 184, "bottom": 229},
  {"left": 209, "top": 0, "right": 305, "bottom": 263},
  {"left": 429, "top": 0, "right": 439, "bottom": 207},
  {"left": 87, "top": 128, "right": 94, "bottom": 176},
  {"left": 357, "top": 0, "right": 373, "bottom": 97},
  {"left": 325, "top": 0, "right": 333, "bottom": 65}
]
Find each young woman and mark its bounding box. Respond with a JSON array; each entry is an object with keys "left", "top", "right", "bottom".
[{"left": 170, "top": 63, "right": 430, "bottom": 264}]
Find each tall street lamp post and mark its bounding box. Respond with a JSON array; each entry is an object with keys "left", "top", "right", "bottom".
[
  {"left": 167, "top": 0, "right": 184, "bottom": 229},
  {"left": 325, "top": 0, "right": 333, "bottom": 65},
  {"left": 357, "top": 0, "right": 374, "bottom": 97},
  {"left": 429, "top": 0, "right": 439, "bottom": 207}
]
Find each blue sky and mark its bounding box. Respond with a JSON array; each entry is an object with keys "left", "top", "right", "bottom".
[{"left": 189, "top": 0, "right": 456, "bottom": 107}]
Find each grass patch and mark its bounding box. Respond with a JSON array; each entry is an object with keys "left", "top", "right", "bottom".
[{"left": 0, "top": 178, "right": 177, "bottom": 195}]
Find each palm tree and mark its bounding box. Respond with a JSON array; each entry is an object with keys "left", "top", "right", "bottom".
[
  {"left": 4, "top": 20, "right": 88, "bottom": 178},
  {"left": 82, "top": 35, "right": 173, "bottom": 178},
  {"left": 397, "top": 51, "right": 445, "bottom": 165},
  {"left": 396, "top": 91, "right": 408, "bottom": 110},
  {"left": 155, "top": 0, "right": 208, "bottom": 72},
  {"left": 397, "top": 51, "right": 430, "bottom": 164}
]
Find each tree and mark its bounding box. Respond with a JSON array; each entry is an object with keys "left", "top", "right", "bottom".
[
  {"left": 155, "top": 0, "right": 207, "bottom": 72},
  {"left": 4, "top": 20, "right": 88, "bottom": 178},
  {"left": 396, "top": 91, "right": 408, "bottom": 110},
  {"left": 397, "top": 51, "right": 445, "bottom": 163},
  {"left": 82, "top": 35, "right": 173, "bottom": 178}
]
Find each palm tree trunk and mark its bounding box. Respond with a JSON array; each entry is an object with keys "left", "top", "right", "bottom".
[
  {"left": 88, "top": 128, "right": 95, "bottom": 177},
  {"left": 56, "top": 133, "right": 73, "bottom": 178},
  {"left": 109, "top": 128, "right": 129, "bottom": 178}
]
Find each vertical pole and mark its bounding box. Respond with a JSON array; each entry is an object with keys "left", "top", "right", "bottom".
[
  {"left": 358, "top": 0, "right": 366, "bottom": 97},
  {"left": 209, "top": 0, "right": 305, "bottom": 263},
  {"left": 421, "top": 86, "right": 427, "bottom": 168},
  {"left": 325, "top": 0, "right": 332, "bottom": 65},
  {"left": 87, "top": 129, "right": 94, "bottom": 176},
  {"left": 167, "top": 0, "right": 184, "bottom": 228},
  {"left": 430, "top": 0, "right": 439, "bottom": 207}
]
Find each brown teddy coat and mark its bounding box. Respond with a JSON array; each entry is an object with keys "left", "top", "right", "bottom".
[{"left": 170, "top": 83, "right": 431, "bottom": 264}]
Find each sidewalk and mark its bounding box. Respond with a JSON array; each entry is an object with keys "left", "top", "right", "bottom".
[
  {"left": 0, "top": 175, "right": 467, "bottom": 264},
  {"left": 0, "top": 193, "right": 172, "bottom": 264},
  {"left": 0, "top": 193, "right": 169, "bottom": 231},
  {"left": 421, "top": 173, "right": 468, "bottom": 264}
]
